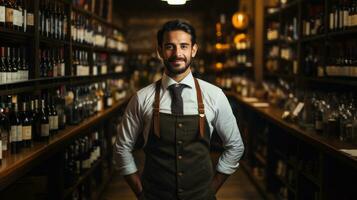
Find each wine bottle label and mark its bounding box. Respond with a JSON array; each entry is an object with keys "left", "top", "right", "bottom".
[
  {"left": 17, "top": 71, "right": 22, "bottom": 81},
  {"left": 53, "top": 65, "right": 58, "bottom": 77},
  {"left": 19, "top": 9, "right": 23, "bottom": 26},
  {"left": 5, "top": 8, "right": 13, "bottom": 23},
  {"left": 0, "top": 73, "right": 6, "bottom": 84},
  {"left": 343, "top": 11, "right": 349, "bottom": 28},
  {"left": 13, "top": 9, "right": 19, "bottom": 26},
  {"left": 333, "top": 12, "right": 337, "bottom": 29},
  {"left": 23, "top": 70, "right": 28, "bottom": 80},
  {"left": 92, "top": 66, "right": 98, "bottom": 75},
  {"left": 10, "top": 126, "right": 17, "bottom": 142},
  {"left": 339, "top": 10, "right": 344, "bottom": 29},
  {"left": 329, "top": 13, "right": 334, "bottom": 30},
  {"left": 46, "top": 18, "right": 50, "bottom": 36},
  {"left": 17, "top": 125, "right": 23, "bottom": 141},
  {"left": 12, "top": 72, "right": 18, "bottom": 82},
  {"left": 107, "top": 97, "right": 113, "bottom": 106},
  {"left": 0, "top": 6, "right": 5, "bottom": 23},
  {"left": 41, "top": 123, "right": 49, "bottom": 136},
  {"left": 6, "top": 72, "right": 12, "bottom": 83},
  {"left": 1, "top": 129, "right": 8, "bottom": 150},
  {"left": 352, "top": 14, "right": 357, "bottom": 26},
  {"left": 22, "top": 125, "right": 32, "bottom": 140},
  {"left": 27, "top": 13, "right": 34, "bottom": 26},
  {"left": 49, "top": 116, "right": 54, "bottom": 130},
  {"left": 97, "top": 100, "right": 103, "bottom": 112},
  {"left": 53, "top": 115, "right": 58, "bottom": 130}
]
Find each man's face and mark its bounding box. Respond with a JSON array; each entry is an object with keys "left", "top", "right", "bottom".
[{"left": 159, "top": 30, "right": 198, "bottom": 76}]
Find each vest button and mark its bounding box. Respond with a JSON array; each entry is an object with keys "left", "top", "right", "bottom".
[
  {"left": 177, "top": 140, "right": 183, "bottom": 144},
  {"left": 178, "top": 155, "right": 182, "bottom": 159},
  {"left": 177, "top": 123, "right": 183, "bottom": 128},
  {"left": 178, "top": 188, "right": 184, "bottom": 193},
  {"left": 178, "top": 172, "right": 183, "bottom": 176}
]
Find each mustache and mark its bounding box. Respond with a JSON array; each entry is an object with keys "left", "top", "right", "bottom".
[{"left": 168, "top": 56, "right": 186, "bottom": 62}]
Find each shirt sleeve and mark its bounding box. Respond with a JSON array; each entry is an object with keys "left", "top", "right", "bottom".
[
  {"left": 113, "top": 93, "right": 143, "bottom": 175},
  {"left": 213, "top": 90, "right": 245, "bottom": 175}
]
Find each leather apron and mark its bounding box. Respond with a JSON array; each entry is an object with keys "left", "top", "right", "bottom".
[{"left": 141, "top": 79, "right": 216, "bottom": 200}]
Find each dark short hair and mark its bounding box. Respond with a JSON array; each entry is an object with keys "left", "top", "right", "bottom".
[{"left": 157, "top": 20, "right": 196, "bottom": 47}]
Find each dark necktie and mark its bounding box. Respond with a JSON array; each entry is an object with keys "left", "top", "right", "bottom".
[{"left": 169, "top": 84, "right": 185, "bottom": 115}]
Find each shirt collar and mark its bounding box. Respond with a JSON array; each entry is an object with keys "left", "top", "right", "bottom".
[{"left": 162, "top": 72, "right": 195, "bottom": 91}]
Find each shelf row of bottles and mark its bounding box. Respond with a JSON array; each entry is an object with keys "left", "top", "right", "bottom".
[
  {"left": 0, "top": 0, "right": 35, "bottom": 32},
  {"left": 39, "top": 0, "right": 67, "bottom": 40},
  {"left": 70, "top": 9, "right": 127, "bottom": 52},
  {"left": 39, "top": 47, "right": 65, "bottom": 78},
  {"left": 64, "top": 128, "right": 103, "bottom": 187},
  {"left": 218, "top": 75, "right": 357, "bottom": 144},
  {"left": 1, "top": 45, "right": 126, "bottom": 81},
  {"left": 264, "top": 40, "right": 357, "bottom": 78},
  {"left": 0, "top": 45, "right": 30, "bottom": 84},
  {"left": 37, "top": 46, "right": 125, "bottom": 78},
  {"left": 72, "top": 0, "right": 111, "bottom": 20},
  {"left": 0, "top": 79, "right": 128, "bottom": 164},
  {"left": 0, "top": 0, "right": 128, "bottom": 53},
  {"left": 266, "top": 0, "right": 357, "bottom": 40}
]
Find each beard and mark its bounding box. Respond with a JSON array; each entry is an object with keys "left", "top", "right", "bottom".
[{"left": 163, "top": 55, "right": 193, "bottom": 75}]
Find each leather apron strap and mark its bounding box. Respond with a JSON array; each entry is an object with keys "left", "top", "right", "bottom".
[
  {"left": 153, "top": 79, "right": 161, "bottom": 138},
  {"left": 194, "top": 78, "right": 205, "bottom": 138},
  {"left": 153, "top": 78, "right": 205, "bottom": 138}
]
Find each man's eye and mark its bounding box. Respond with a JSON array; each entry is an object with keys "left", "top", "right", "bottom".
[
  {"left": 181, "top": 45, "right": 189, "bottom": 49},
  {"left": 165, "top": 45, "right": 174, "bottom": 50}
]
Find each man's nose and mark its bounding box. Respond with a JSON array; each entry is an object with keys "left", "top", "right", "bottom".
[{"left": 173, "top": 46, "right": 183, "bottom": 57}]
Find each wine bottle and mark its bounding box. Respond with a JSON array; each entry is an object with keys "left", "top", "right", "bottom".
[
  {"left": 10, "top": 101, "right": 22, "bottom": 153},
  {"left": 40, "top": 99, "right": 49, "bottom": 141},
  {"left": 31, "top": 99, "right": 41, "bottom": 141},
  {"left": 0, "top": 0, "right": 5, "bottom": 27},
  {"left": 0, "top": 47, "right": 6, "bottom": 84},
  {"left": 0, "top": 101, "right": 10, "bottom": 159},
  {"left": 5, "top": 0, "right": 14, "bottom": 29},
  {"left": 21, "top": 101, "right": 32, "bottom": 147}
]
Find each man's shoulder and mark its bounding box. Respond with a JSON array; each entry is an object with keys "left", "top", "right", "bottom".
[
  {"left": 135, "top": 81, "right": 158, "bottom": 102},
  {"left": 196, "top": 78, "right": 223, "bottom": 95}
]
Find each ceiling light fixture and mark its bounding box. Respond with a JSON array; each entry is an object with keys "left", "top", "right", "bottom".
[{"left": 161, "top": 0, "right": 189, "bottom": 5}]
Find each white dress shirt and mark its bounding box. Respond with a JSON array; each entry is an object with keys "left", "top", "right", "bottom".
[{"left": 114, "top": 72, "right": 244, "bottom": 176}]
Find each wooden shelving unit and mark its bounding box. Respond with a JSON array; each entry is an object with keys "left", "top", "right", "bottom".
[
  {"left": 0, "top": 0, "right": 129, "bottom": 199},
  {"left": 263, "top": 0, "right": 357, "bottom": 89},
  {"left": 227, "top": 91, "right": 357, "bottom": 200},
  {"left": 0, "top": 96, "right": 131, "bottom": 190}
]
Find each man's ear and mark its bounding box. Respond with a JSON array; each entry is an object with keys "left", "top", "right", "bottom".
[
  {"left": 157, "top": 46, "right": 163, "bottom": 59},
  {"left": 192, "top": 44, "right": 198, "bottom": 58}
]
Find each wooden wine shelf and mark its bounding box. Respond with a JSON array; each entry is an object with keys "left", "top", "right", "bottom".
[
  {"left": 39, "top": 36, "right": 70, "bottom": 46},
  {"left": 91, "top": 169, "right": 114, "bottom": 200},
  {"left": 226, "top": 92, "right": 357, "bottom": 170},
  {"left": 0, "top": 96, "right": 131, "bottom": 190},
  {"left": 0, "top": 27, "right": 34, "bottom": 42},
  {"left": 240, "top": 161, "right": 275, "bottom": 200},
  {"left": 300, "top": 170, "right": 320, "bottom": 186},
  {"left": 63, "top": 157, "right": 104, "bottom": 198},
  {"left": 275, "top": 175, "right": 296, "bottom": 193},
  {"left": 264, "top": 0, "right": 357, "bottom": 89},
  {"left": 302, "top": 77, "right": 357, "bottom": 88},
  {"left": 0, "top": 73, "right": 127, "bottom": 96},
  {"left": 71, "top": 6, "right": 124, "bottom": 32},
  {"left": 254, "top": 152, "right": 267, "bottom": 166}
]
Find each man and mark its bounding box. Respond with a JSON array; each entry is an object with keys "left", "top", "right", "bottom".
[{"left": 114, "top": 20, "right": 244, "bottom": 200}]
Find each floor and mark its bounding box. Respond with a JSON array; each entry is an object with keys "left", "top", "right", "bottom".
[{"left": 101, "top": 150, "right": 263, "bottom": 200}]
